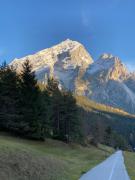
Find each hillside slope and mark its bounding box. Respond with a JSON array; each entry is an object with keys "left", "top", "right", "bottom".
[
  {"left": 76, "top": 96, "right": 135, "bottom": 149},
  {"left": 76, "top": 96, "right": 134, "bottom": 117},
  {"left": 0, "top": 133, "right": 113, "bottom": 180}
]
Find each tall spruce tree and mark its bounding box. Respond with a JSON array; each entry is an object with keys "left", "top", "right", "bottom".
[
  {"left": 0, "top": 62, "right": 20, "bottom": 130},
  {"left": 46, "top": 78, "right": 82, "bottom": 142},
  {"left": 39, "top": 88, "right": 52, "bottom": 137},
  {"left": 62, "top": 92, "right": 82, "bottom": 142},
  {"left": 46, "top": 77, "right": 63, "bottom": 139},
  {"left": 19, "top": 60, "right": 44, "bottom": 139}
]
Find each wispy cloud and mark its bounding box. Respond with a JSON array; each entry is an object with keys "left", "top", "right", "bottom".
[
  {"left": 81, "top": 9, "right": 89, "bottom": 27},
  {"left": 81, "top": 8, "right": 95, "bottom": 34},
  {"left": 81, "top": 0, "right": 94, "bottom": 29}
]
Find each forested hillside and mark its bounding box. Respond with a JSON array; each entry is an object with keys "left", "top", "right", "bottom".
[
  {"left": 0, "top": 60, "right": 81, "bottom": 143},
  {"left": 77, "top": 96, "right": 135, "bottom": 150},
  {"left": 0, "top": 60, "right": 135, "bottom": 150}
]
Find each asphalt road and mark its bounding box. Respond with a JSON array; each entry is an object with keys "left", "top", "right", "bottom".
[{"left": 79, "top": 150, "right": 130, "bottom": 180}]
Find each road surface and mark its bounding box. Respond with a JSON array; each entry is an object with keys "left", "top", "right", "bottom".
[{"left": 79, "top": 150, "right": 130, "bottom": 180}]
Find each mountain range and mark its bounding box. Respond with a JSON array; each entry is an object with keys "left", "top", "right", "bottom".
[{"left": 10, "top": 39, "right": 135, "bottom": 114}]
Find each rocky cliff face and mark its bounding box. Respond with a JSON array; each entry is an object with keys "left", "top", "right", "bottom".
[
  {"left": 85, "top": 53, "right": 128, "bottom": 81},
  {"left": 84, "top": 53, "right": 135, "bottom": 114},
  {"left": 10, "top": 39, "right": 135, "bottom": 114},
  {"left": 11, "top": 39, "right": 93, "bottom": 93}
]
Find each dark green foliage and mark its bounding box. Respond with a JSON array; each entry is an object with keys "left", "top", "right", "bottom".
[
  {"left": 104, "top": 126, "right": 112, "bottom": 146},
  {"left": 46, "top": 78, "right": 63, "bottom": 138},
  {"left": 79, "top": 102, "right": 133, "bottom": 150},
  {"left": 129, "top": 133, "right": 135, "bottom": 149},
  {"left": 0, "top": 62, "right": 20, "bottom": 130},
  {"left": 111, "top": 133, "right": 128, "bottom": 150},
  {"left": 45, "top": 78, "right": 82, "bottom": 142},
  {"left": 62, "top": 92, "right": 82, "bottom": 142},
  {"left": 39, "top": 89, "right": 52, "bottom": 137},
  {"left": 0, "top": 60, "right": 134, "bottom": 149},
  {"left": 0, "top": 61, "right": 81, "bottom": 142},
  {"left": 18, "top": 60, "right": 43, "bottom": 139}
]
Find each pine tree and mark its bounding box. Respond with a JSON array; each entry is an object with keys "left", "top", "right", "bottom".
[
  {"left": 104, "top": 126, "right": 112, "bottom": 146},
  {"left": 19, "top": 60, "right": 43, "bottom": 139},
  {"left": 0, "top": 62, "right": 20, "bottom": 130},
  {"left": 46, "top": 77, "right": 63, "bottom": 139},
  {"left": 40, "top": 88, "right": 52, "bottom": 137},
  {"left": 62, "top": 92, "right": 82, "bottom": 142},
  {"left": 45, "top": 78, "right": 82, "bottom": 142}
]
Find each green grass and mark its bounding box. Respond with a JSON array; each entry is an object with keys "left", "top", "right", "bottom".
[
  {"left": 124, "top": 151, "right": 135, "bottom": 180},
  {"left": 0, "top": 133, "right": 114, "bottom": 180}
]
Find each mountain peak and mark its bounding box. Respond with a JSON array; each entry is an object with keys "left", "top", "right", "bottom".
[
  {"left": 10, "top": 39, "right": 93, "bottom": 92},
  {"left": 60, "top": 38, "right": 78, "bottom": 44},
  {"left": 86, "top": 53, "right": 128, "bottom": 81},
  {"left": 97, "top": 53, "right": 126, "bottom": 69},
  {"left": 99, "top": 53, "right": 113, "bottom": 59},
  {"left": 99, "top": 53, "right": 121, "bottom": 63},
  {"left": 11, "top": 39, "right": 93, "bottom": 72},
  {"left": 10, "top": 40, "right": 135, "bottom": 114},
  {"left": 53, "top": 39, "right": 81, "bottom": 52}
]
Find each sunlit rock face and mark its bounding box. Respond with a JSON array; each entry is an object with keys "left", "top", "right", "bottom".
[
  {"left": 10, "top": 40, "right": 135, "bottom": 114},
  {"left": 10, "top": 39, "right": 93, "bottom": 93},
  {"left": 84, "top": 53, "right": 135, "bottom": 113},
  {"left": 85, "top": 53, "right": 128, "bottom": 81}
]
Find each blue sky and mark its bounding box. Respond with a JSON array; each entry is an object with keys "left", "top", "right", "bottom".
[{"left": 0, "top": 0, "right": 135, "bottom": 70}]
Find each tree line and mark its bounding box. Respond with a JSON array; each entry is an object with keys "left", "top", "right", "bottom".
[
  {"left": 0, "top": 60, "right": 132, "bottom": 150},
  {"left": 80, "top": 108, "right": 132, "bottom": 150},
  {"left": 0, "top": 60, "right": 81, "bottom": 142}
]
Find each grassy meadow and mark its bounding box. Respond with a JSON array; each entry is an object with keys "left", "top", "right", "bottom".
[
  {"left": 0, "top": 133, "right": 114, "bottom": 180},
  {"left": 124, "top": 151, "right": 135, "bottom": 180}
]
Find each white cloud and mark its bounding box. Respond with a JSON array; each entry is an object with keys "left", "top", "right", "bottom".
[
  {"left": 81, "top": 8, "right": 95, "bottom": 34},
  {"left": 81, "top": 9, "right": 89, "bottom": 27}
]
